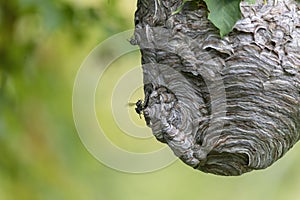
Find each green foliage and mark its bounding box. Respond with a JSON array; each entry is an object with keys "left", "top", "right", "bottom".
[
  {"left": 172, "top": 0, "right": 193, "bottom": 14},
  {"left": 174, "top": 0, "right": 259, "bottom": 37},
  {"left": 204, "top": 0, "right": 241, "bottom": 37},
  {"left": 245, "top": 0, "right": 256, "bottom": 4},
  {"left": 0, "top": 0, "right": 133, "bottom": 199}
]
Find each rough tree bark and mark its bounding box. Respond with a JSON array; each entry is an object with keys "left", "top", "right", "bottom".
[{"left": 132, "top": 0, "right": 300, "bottom": 176}]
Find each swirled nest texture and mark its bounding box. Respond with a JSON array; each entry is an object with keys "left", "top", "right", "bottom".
[{"left": 133, "top": 0, "right": 300, "bottom": 175}]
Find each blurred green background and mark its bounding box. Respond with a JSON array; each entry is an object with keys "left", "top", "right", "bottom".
[{"left": 1, "top": 0, "right": 300, "bottom": 200}]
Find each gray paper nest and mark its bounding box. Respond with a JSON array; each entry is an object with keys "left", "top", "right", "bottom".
[{"left": 132, "top": 0, "right": 300, "bottom": 175}]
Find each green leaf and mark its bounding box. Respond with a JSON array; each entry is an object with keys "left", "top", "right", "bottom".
[
  {"left": 172, "top": 0, "right": 193, "bottom": 15},
  {"left": 204, "top": 0, "right": 242, "bottom": 37},
  {"left": 245, "top": 0, "right": 256, "bottom": 4}
]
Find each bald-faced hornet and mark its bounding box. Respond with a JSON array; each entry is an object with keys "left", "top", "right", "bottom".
[
  {"left": 128, "top": 83, "right": 153, "bottom": 119},
  {"left": 128, "top": 99, "right": 144, "bottom": 119},
  {"left": 128, "top": 99, "right": 146, "bottom": 119}
]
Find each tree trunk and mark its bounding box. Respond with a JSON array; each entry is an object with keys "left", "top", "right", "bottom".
[{"left": 132, "top": 0, "right": 300, "bottom": 176}]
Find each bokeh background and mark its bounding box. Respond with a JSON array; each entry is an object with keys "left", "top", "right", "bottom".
[{"left": 1, "top": 0, "right": 300, "bottom": 200}]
